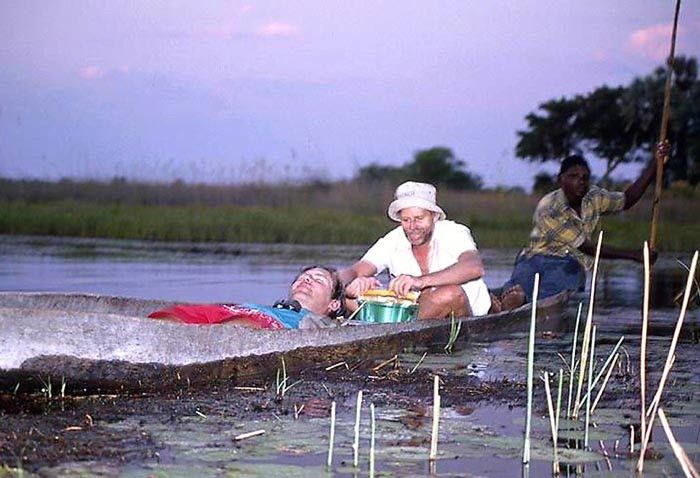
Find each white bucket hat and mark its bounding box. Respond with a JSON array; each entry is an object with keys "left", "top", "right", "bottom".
[{"left": 387, "top": 181, "right": 446, "bottom": 222}]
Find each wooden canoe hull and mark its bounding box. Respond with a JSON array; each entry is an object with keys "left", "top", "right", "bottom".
[{"left": 0, "top": 291, "right": 570, "bottom": 393}]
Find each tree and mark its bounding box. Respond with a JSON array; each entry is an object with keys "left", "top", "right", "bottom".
[
  {"left": 516, "top": 56, "right": 700, "bottom": 185},
  {"left": 532, "top": 172, "right": 556, "bottom": 196},
  {"left": 578, "top": 86, "right": 645, "bottom": 185},
  {"left": 665, "top": 57, "right": 700, "bottom": 184},
  {"left": 515, "top": 97, "right": 584, "bottom": 162},
  {"left": 355, "top": 146, "right": 483, "bottom": 191},
  {"left": 357, "top": 163, "right": 408, "bottom": 183},
  {"left": 407, "top": 147, "right": 482, "bottom": 190},
  {"left": 621, "top": 56, "right": 700, "bottom": 184}
]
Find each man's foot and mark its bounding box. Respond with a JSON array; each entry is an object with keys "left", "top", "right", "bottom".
[
  {"left": 501, "top": 285, "right": 526, "bottom": 311},
  {"left": 489, "top": 292, "right": 504, "bottom": 314}
]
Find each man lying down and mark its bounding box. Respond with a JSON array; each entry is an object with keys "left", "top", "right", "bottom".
[{"left": 148, "top": 266, "right": 344, "bottom": 329}]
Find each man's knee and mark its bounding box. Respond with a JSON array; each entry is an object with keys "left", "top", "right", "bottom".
[{"left": 418, "top": 286, "right": 469, "bottom": 318}]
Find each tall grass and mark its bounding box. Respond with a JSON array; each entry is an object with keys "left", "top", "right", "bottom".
[
  {"left": 0, "top": 200, "right": 387, "bottom": 245},
  {"left": 1, "top": 178, "right": 698, "bottom": 249}
]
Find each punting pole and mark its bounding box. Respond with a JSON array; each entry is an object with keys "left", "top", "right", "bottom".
[{"left": 649, "top": 0, "right": 682, "bottom": 250}]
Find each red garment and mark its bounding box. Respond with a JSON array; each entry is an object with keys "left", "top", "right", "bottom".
[{"left": 148, "top": 304, "right": 284, "bottom": 329}]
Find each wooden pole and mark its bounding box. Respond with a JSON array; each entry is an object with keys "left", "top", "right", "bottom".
[{"left": 649, "top": 0, "right": 682, "bottom": 249}]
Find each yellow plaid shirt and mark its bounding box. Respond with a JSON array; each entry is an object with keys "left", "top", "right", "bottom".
[{"left": 523, "top": 186, "right": 626, "bottom": 270}]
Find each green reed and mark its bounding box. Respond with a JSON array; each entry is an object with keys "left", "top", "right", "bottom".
[{"left": 1, "top": 177, "right": 699, "bottom": 249}]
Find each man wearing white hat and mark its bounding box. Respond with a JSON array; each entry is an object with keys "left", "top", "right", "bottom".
[{"left": 338, "top": 181, "right": 490, "bottom": 319}]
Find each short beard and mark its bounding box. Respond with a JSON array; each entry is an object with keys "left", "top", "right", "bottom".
[{"left": 406, "top": 228, "right": 433, "bottom": 247}]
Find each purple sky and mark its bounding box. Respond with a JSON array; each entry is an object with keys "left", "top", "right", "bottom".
[{"left": 2, "top": 1, "right": 699, "bottom": 189}]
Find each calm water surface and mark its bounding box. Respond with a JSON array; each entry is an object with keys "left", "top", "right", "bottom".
[
  {"left": 1, "top": 235, "right": 698, "bottom": 478},
  {"left": 1, "top": 235, "right": 693, "bottom": 308}
]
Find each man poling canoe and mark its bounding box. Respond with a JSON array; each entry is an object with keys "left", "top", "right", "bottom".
[{"left": 491, "top": 141, "right": 671, "bottom": 312}]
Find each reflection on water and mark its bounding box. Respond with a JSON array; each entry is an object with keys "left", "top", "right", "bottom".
[{"left": 0, "top": 235, "right": 366, "bottom": 304}]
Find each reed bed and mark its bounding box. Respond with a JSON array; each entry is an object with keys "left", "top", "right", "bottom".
[
  {"left": 525, "top": 240, "right": 700, "bottom": 475},
  {"left": 0, "top": 200, "right": 387, "bottom": 246},
  {"left": 637, "top": 250, "right": 698, "bottom": 472},
  {"left": 3, "top": 177, "right": 699, "bottom": 248},
  {"left": 2, "top": 195, "right": 698, "bottom": 249}
]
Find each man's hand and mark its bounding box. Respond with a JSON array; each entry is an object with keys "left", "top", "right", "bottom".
[
  {"left": 388, "top": 274, "right": 424, "bottom": 297},
  {"left": 345, "top": 276, "right": 382, "bottom": 299},
  {"left": 656, "top": 139, "right": 670, "bottom": 165}
]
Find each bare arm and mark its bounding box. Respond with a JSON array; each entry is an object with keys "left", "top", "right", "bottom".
[
  {"left": 338, "top": 260, "right": 380, "bottom": 299},
  {"left": 624, "top": 140, "right": 670, "bottom": 210},
  {"left": 389, "top": 251, "right": 484, "bottom": 297}
]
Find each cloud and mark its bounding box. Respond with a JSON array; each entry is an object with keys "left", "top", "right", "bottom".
[
  {"left": 254, "top": 22, "right": 300, "bottom": 38},
  {"left": 202, "top": 5, "right": 253, "bottom": 40},
  {"left": 204, "top": 22, "right": 237, "bottom": 40},
  {"left": 626, "top": 23, "right": 679, "bottom": 60},
  {"left": 78, "top": 65, "right": 106, "bottom": 80}
]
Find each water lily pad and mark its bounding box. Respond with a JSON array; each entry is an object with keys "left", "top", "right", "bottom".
[
  {"left": 223, "top": 462, "right": 327, "bottom": 478},
  {"left": 556, "top": 427, "right": 616, "bottom": 441},
  {"left": 529, "top": 444, "right": 603, "bottom": 464},
  {"left": 124, "top": 464, "right": 220, "bottom": 478}
]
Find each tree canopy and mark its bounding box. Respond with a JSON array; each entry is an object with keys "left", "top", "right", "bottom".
[
  {"left": 516, "top": 56, "right": 700, "bottom": 186},
  {"left": 357, "top": 146, "right": 483, "bottom": 191}
]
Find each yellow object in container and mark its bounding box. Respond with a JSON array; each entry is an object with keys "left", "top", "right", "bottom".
[{"left": 356, "top": 290, "right": 418, "bottom": 324}]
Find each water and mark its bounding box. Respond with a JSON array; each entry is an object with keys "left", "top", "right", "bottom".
[
  {"left": 3, "top": 235, "right": 693, "bottom": 306},
  {"left": 1, "top": 235, "right": 699, "bottom": 477}
]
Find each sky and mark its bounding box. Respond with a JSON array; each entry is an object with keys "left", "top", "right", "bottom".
[{"left": 1, "top": 1, "right": 699, "bottom": 190}]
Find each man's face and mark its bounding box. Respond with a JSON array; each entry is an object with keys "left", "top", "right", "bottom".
[
  {"left": 290, "top": 267, "right": 337, "bottom": 315},
  {"left": 399, "top": 207, "right": 437, "bottom": 247},
  {"left": 559, "top": 165, "right": 591, "bottom": 204}
]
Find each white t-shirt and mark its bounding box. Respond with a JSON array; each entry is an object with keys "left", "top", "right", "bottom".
[{"left": 361, "top": 220, "right": 490, "bottom": 316}]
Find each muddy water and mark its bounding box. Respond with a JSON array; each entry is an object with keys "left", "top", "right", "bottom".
[{"left": 1, "top": 235, "right": 699, "bottom": 477}]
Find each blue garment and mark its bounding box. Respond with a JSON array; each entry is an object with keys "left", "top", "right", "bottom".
[
  {"left": 503, "top": 253, "right": 585, "bottom": 302},
  {"left": 240, "top": 303, "right": 308, "bottom": 329}
]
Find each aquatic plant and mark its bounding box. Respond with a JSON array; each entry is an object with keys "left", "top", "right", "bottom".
[
  {"left": 575, "top": 335, "right": 625, "bottom": 414},
  {"left": 370, "top": 403, "right": 376, "bottom": 478},
  {"left": 3, "top": 181, "right": 699, "bottom": 249},
  {"left": 352, "top": 390, "right": 363, "bottom": 468},
  {"left": 542, "top": 371, "right": 560, "bottom": 474},
  {"left": 673, "top": 257, "right": 700, "bottom": 306},
  {"left": 522, "top": 273, "right": 539, "bottom": 467},
  {"left": 275, "top": 356, "right": 301, "bottom": 399},
  {"left": 443, "top": 312, "right": 462, "bottom": 354},
  {"left": 565, "top": 303, "right": 582, "bottom": 419},
  {"left": 233, "top": 429, "right": 265, "bottom": 441},
  {"left": 38, "top": 376, "right": 52, "bottom": 400},
  {"left": 409, "top": 351, "right": 428, "bottom": 374},
  {"left": 657, "top": 408, "right": 700, "bottom": 478},
  {"left": 327, "top": 401, "right": 336, "bottom": 469},
  {"left": 584, "top": 326, "right": 596, "bottom": 449},
  {"left": 591, "top": 352, "right": 620, "bottom": 413},
  {"left": 637, "top": 250, "right": 698, "bottom": 471},
  {"left": 429, "top": 375, "right": 441, "bottom": 462},
  {"left": 573, "top": 232, "right": 604, "bottom": 421}
]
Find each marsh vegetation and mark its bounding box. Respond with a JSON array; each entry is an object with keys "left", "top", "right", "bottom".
[{"left": 2, "top": 178, "right": 699, "bottom": 250}]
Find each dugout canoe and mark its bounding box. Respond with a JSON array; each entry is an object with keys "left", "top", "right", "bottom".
[{"left": 0, "top": 290, "right": 570, "bottom": 393}]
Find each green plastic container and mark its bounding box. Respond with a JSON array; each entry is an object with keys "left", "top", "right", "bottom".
[{"left": 356, "top": 300, "right": 418, "bottom": 323}]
